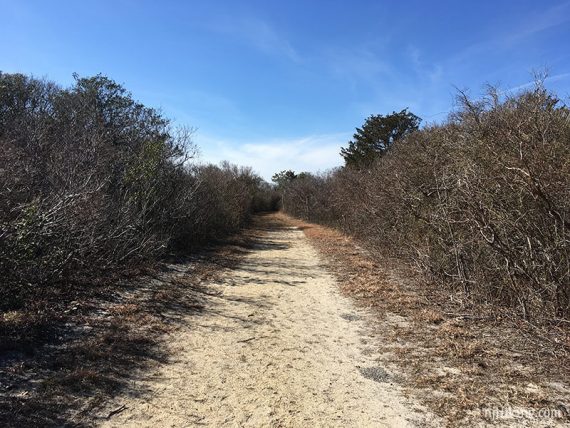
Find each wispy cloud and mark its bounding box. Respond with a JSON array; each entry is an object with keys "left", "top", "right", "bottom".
[
  {"left": 325, "top": 46, "right": 392, "bottom": 86},
  {"left": 407, "top": 45, "right": 443, "bottom": 84},
  {"left": 506, "top": 1, "right": 570, "bottom": 45},
  {"left": 449, "top": 1, "right": 570, "bottom": 66},
  {"left": 138, "top": 87, "right": 242, "bottom": 119},
  {"left": 196, "top": 132, "right": 349, "bottom": 180},
  {"left": 206, "top": 15, "right": 300, "bottom": 62},
  {"left": 322, "top": 42, "right": 449, "bottom": 121},
  {"left": 505, "top": 72, "right": 570, "bottom": 93}
]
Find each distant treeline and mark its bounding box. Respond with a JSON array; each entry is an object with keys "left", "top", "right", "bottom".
[
  {"left": 0, "top": 73, "right": 278, "bottom": 309},
  {"left": 275, "top": 83, "right": 569, "bottom": 321}
]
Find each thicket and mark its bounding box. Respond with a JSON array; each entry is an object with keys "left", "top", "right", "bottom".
[
  {"left": 278, "top": 84, "right": 570, "bottom": 322},
  {"left": 0, "top": 72, "right": 277, "bottom": 310}
]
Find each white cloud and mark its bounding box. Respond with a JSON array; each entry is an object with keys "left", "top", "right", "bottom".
[
  {"left": 506, "top": 1, "right": 570, "bottom": 45},
  {"left": 448, "top": 2, "right": 570, "bottom": 66},
  {"left": 206, "top": 15, "right": 300, "bottom": 62},
  {"left": 195, "top": 132, "right": 349, "bottom": 181},
  {"left": 325, "top": 46, "right": 392, "bottom": 86},
  {"left": 504, "top": 72, "right": 570, "bottom": 93},
  {"left": 406, "top": 45, "right": 443, "bottom": 84}
]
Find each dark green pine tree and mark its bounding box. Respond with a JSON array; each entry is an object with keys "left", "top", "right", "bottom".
[{"left": 340, "top": 109, "right": 421, "bottom": 168}]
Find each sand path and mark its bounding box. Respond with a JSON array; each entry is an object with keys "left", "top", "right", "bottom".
[{"left": 100, "top": 219, "right": 433, "bottom": 427}]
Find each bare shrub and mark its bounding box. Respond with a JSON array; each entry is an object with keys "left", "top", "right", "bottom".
[
  {"left": 279, "top": 82, "right": 570, "bottom": 322},
  {"left": 0, "top": 72, "right": 274, "bottom": 309}
]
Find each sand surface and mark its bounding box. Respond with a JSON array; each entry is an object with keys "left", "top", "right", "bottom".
[{"left": 100, "top": 223, "right": 434, "bottom": 427}]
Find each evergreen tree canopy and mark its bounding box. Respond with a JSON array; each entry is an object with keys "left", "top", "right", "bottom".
[
  {"left": 271, "top": 170, "right": 297, "bottom": 188},
  {"left": 340, "top": 109, "right": 421, "bottom": 168}
]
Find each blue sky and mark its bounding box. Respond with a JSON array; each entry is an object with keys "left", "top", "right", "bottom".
[{"left": 2, "top": 0, "right": 570, "bottom": 179}]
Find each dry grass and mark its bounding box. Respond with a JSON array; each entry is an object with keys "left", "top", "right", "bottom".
[{"left": 280, "top": 212, "right": 570, "bottom": 426}]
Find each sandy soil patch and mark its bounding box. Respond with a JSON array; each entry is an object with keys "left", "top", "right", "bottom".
[{"left": 100, "top": 221, "right": 437, "bottom": 427}]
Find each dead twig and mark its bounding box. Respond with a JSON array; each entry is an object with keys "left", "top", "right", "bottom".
[
  {"left": 443, "top": 312, "right": 489, "bottom": 321},
  {"left": 106, "top": 404, "right": 127, "bottom": 419},
  {"left": 237, "top": 336, "right": 266, "bottom": 343}
]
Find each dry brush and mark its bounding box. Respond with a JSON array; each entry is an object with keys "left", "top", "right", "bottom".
[{"left": 279, "top": 83, "right": 570, "bottom": 323}]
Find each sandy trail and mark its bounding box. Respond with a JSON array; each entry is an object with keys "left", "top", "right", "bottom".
[{"left": 100, "top": 219, "right": 433, "bottom": 427}]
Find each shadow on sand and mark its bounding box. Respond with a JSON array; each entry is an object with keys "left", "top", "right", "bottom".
[{"left": 0, "top": 213, "right": 291, "bottom": 427}]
